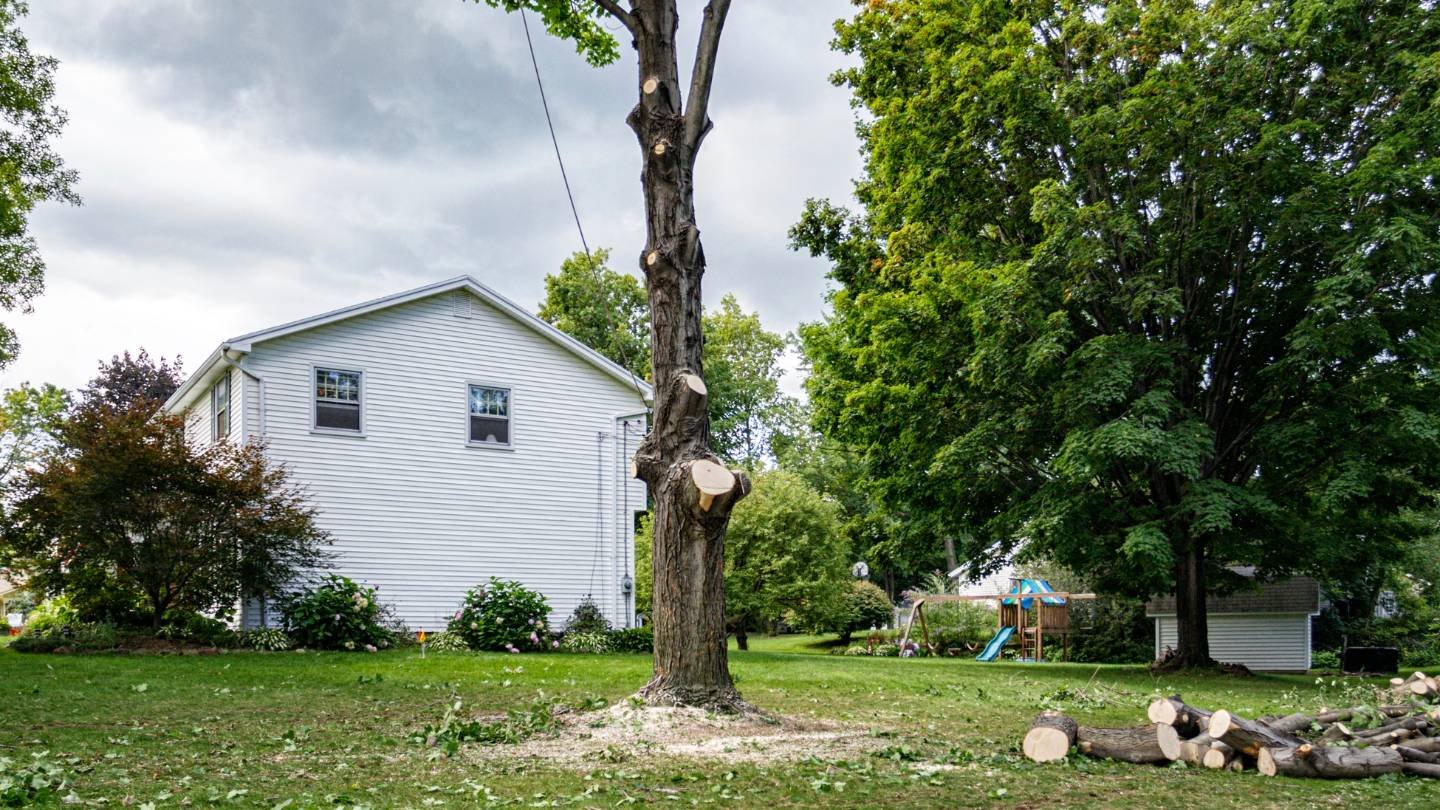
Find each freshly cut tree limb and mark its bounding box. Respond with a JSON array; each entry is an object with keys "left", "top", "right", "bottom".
[
  {"left": 1258, "top": 744, "right": 1403, "bottom": 778},
  {"left": 1355, "top": 715, "right": 1430, "bottom": 739},
  {"left": 1209, "top": 710, "right": 1306, "bottom": 756},
  {"left": 1022, "top": 712, "right": 1078, "bottom": 763},
  {"left": 1402, "top": 761, "right": 1440, "bottom": 778},
  {"left": 1076, "top": 724, "right": 1180, "bottom": 765},
  {"left": 1202, "top": 741, "right": 1236, "bottom": 770},
  {"left": 1396, "top": 745, "right": 1440, "bottom": 765},
  {"left": 1147, "top": 696, "right": 1213, "bottom": 738},
  {"left": 1265, "top": 712, "right": 1318, "bottom": 735},
  {"left": 690, "top": 458, "right": 737, "bottom": 512},
  {"left": 1405, "top": 737, "right": 1440, "bottom": 753},
  {"left": 1174, "top": 733, "right": 1213, "bottom": 766}
]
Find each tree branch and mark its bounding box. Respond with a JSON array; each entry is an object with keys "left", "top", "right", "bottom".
[
  {"left": 683, "top": 0, "right": 732, "bottom": 154},
  {"left": 593, "top": 0, "right": 636, "bottom": 35}
]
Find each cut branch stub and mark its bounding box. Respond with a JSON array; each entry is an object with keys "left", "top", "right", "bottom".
[
  {"left": 691, "top": 459, "right": 735, "bottom": 512},
  {"left": 642, "top": 76, "right": 659, "bottom": 95}
]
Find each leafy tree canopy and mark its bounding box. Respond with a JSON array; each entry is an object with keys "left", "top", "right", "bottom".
[
  {"left": 795, "top": 0, "right": 1440, "bottom": 663},
  {"left": 0, "top": 0, "right": 80, "bottom": 367},
  {"left": 4, "top": 397, "right": 330, "bottom": 628},
  {"left": 538, "top": 249, "right": 651, "bottom": 380},
  {"left": 77, "top": 349, "right": 183, "bottom": 414}
]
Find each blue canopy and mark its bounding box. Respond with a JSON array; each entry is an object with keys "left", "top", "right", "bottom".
[{"left": 1001, "top": 578, "right": 1067, "bottom": 609}]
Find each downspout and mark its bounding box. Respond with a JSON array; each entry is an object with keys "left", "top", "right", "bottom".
[{"left": 218, "top": 344, "right": 269, "bottom": 626}]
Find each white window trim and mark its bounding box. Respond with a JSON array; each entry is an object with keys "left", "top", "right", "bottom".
[
  {"left": 211, "top": 372, "right": 231, "bottom": 441},
  {"left": 465, "top": 381, "right": 514, "bottom": 450},
  {"left": 310, "top": 364, "right": 366, "bottom": 436}
]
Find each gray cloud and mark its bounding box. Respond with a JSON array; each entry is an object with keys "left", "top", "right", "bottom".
[{"left": 4, "top": 0, "right": 861, "bottom": 395}]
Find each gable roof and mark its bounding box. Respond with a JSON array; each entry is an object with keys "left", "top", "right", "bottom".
[
  {"left": 164, "top": 276, "right": 652, "bottom": 413},
  {"left": 1146, "top": 576, "right": 1321, "bottom": 617}
]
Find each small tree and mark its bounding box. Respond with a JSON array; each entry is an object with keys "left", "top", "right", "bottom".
[
  {"left": 636, "top": 470, "right": 850, "bottom": 649},
  {"left": 538, "top": 249, "right": 652, "bottom": 379},
  {"left": 5, "top": 402, "right": 330, "bottom": 628}
]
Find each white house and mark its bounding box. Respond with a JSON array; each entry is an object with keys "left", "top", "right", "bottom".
[
  {"left": 163, "top": 277, "right": 651, "bottom": 633},
  {"left": 1147, "top": 575, "right": 1321, "bottom": 672}
]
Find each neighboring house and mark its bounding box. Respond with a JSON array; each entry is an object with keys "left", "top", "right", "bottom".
[
  {"left": 951, "top": 564, "right": 1018, "bottom": 605},
  {"left": 1146, "top": 575, "right": 1322, "bottom": 672},
  {"left": 163, "top": 277, "right": 651, "bottom": 633}
]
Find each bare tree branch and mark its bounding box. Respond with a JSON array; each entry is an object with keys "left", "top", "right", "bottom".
[
  {"left": 593, "top": 0, "right": 636, "bottom": 34},
  {"left": 683, "top": 0, "right": 731, "bottom": 154}
]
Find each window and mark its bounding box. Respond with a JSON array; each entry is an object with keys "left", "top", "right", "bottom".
[
  {"left": 211, "top": 374, "right": 230, "bottom": 440},
  {"left": 468, "top": 384, "right": 511, "bottom": 445},
  {"left": 314, "top": 368, "right": 362, "bottom": 432}
]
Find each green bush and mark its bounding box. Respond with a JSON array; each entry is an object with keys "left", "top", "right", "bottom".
[
  {"left": 566, "top": 598, "right": 610, "bottom": 634},
  {"left": 1310, "top": 650, "right": 1341, "bottom": 671},
  {"left": 0, "top": 751, "right": 72, "bottom": 806},
  {"left": 448, "top": 578, "right": 552, "bottom": 652},
  {"left": 238, "top": 628, "right": 293, "bottom": 651},
  {"left": 0, "top": 618, "right": 9, "bottom": 634},
  {"left": 11, "top": 622, "right": 118, "bottom": 653},
  {"left": 280, "top": 576, "right": 395, "bottom": 651},
  {"left": 559, "top": 631, "right": 612, "bottom": 654},
  {"left": 1070, "top": 596, "right": 1154, "bottom": 664},
  {"left": 22, "top": 595, "right": 78, "bottom": 635},
  {"left": 156, "top": 611, "right": 237, "bottom": 647},
  {"left": 923, "top": 601, "right": 997, "bottom": 647},
  {"left": 425, "top": 631, "right": 471, "bottom": 653},
  {"left": 607, "top": 626, "right": 653, "bottom": 653},
  {"left": 833, "top": 581, "right": 893, "bottom": 643}
]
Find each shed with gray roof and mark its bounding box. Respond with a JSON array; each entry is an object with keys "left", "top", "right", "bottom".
[{"left": 1146, "top": 576, "right": 1321, "bottom": 672}]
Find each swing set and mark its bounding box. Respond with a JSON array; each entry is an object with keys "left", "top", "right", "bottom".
[{"left": 898, "top": 578, "right": 1097, "bottom": 662}]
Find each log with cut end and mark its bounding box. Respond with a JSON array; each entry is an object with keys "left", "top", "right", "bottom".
[
  {"left": 1174, "top": 734, "right": 1212, "bottom": 766},
  {"left": 1396, "top": 745, "right": 1440, "bottom": 765},
  {"left": 1022, "top": 712, "right": 1078, "bottom": 763},
  {"left": 1405, "top": 737, "right": 1440, "bottom": 754},
  {"left": 1209, "top": 709, "right": 1306, "bottom": 757},
  {"left": 1076, "top": 724, "right": 1181, "bottom": 765},
  {"left": 1203, "top": 741, "right": 1236, "bottom": 770},
  {"left": 1258, "top": 744, "right": 1403, "bottom": 779},
  {"left": 1147, "top": 696, "right": 1213, "bottom": 738},
  {"left": 1356, "top": 715, "right": 1431, "bottom": 740}
]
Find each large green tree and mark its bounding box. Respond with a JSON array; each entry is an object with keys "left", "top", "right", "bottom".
[
  {"left": 796, "top": 0, "right": 1440, "bottom": 667},
  {"left": 538, "top": 249, "right": 652, "bottom": 379},
  {"left": 539, "top": 252, "right": 798, "bottom": 465},
  {"left": 481, "top": 0, "right": 749, "bottom": 709},
  {"left": 0, "top": 0, "right": 80, "bottom": 367}
]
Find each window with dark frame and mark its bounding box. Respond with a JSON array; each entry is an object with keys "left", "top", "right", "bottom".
[
  {"left": 468, "top": 384, "right": 510, "bottom": 445},
  {"left": 211, "top": 373, "right": 230, "bottom": 440},
  {"left": 314, "top": 368, "right": 362, "bottom": 432}
]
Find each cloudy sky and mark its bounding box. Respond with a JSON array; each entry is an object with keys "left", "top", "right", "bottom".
[{"left": 1, "top": 0, "right": 862, "bottom": 396}]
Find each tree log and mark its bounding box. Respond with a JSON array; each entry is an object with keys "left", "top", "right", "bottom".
[
  {"left": 1355, "top": 715, "right": 1430, "bottom": 739},
  {"left": 1265, "top": 712, "right": 1317, "bottom": 734},
  {"left": 1147, "top": 695, "right": 1213, "bottom": 738},
  {"left": 1258, "top": 744, "right": 1403, "bottom": 778},
  {"left": 1175, "top": 733, "right": 1213, "bottom": 766},
  {"left": 1209, "top": 710, "right": 1306, "bottom": 757},
  {"left": 1405, "top": 737, "right": 1440, "bottom": 753},
  {"left": 1022, "top": 711, "right": 1078, "bottom": 763},
  {"left": 1076, "top": 724, "right": 1181, "bottom": 765},
  {"left": 1203, "top": 741, "right": 1236, "bottom": 770},
  {"left": 1402, "top": 761, "right": 1440, "bottom": 778},
  {"left": 1396, "top": 745, "right": 1440, "bottom": 765}
]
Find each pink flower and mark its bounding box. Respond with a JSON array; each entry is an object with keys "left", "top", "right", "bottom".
[
  {"left": 364, "top": 644, "right": 377, "bottom": 653},
  {"left": 551, "top": 640, "right": 559, "bottom": 649},
  {"left": 529, "top": 633, "right": 539, "bottom": 644},
  {"left": 528, "top": 618, "right": 535, "bottom": 626}
]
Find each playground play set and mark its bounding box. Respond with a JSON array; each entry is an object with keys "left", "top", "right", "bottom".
[{"left": 899, "top": 578, "right": 1096, "bottom": 662}]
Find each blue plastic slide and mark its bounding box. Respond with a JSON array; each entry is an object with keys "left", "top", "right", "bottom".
[{"left": 976, "top": 625, "right": 1015, "bottom": 662}]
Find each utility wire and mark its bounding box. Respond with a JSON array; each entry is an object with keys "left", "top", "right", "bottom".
[{"left": 519, "top": 8, "right": 650, "bottom": 413}]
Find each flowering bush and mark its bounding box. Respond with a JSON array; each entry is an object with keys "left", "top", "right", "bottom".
[
  {"left": 426, "top": 631, "right": 471, "bottom": 652},
  {"left": 559, "top": 631, "right": 612, "bottom": 654},
  {"left": 279, "top": 575, "right": 394, "bottom": 651},
  {"left": 447, "top": 578, "right": 551, "bottom": 652},
  {"left": 238, "top": 628, "right": 293, "bottom": 651}
]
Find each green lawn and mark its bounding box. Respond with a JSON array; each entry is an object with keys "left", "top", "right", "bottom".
[{"left": 3, "top": 636, "right": 1437, "bottom": 808}]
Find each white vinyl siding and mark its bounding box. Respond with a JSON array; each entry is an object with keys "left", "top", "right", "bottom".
[
  {"left": 1154, "top": 614, "right": 1313, "bottom": 672},
  {"left": 184, "top": 367, "right": 243, "bottom": 446},
  {"left": 239, "top": 289, "right": 647, "bottom": 631}
]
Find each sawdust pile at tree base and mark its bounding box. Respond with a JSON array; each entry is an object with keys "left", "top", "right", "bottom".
[{"left": 462, "top": 702, "right": 883, "bottom": 766}]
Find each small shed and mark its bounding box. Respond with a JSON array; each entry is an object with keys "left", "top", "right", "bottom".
[{"left": 1146, "top": 576, "right": 1321, "bottom": 672}]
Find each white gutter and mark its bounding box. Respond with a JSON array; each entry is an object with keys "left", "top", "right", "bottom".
[{"left": 218, "top": 344, "right": 265, "bottom": 440}]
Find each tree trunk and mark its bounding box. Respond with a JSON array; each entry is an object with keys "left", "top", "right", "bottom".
[
  {"left": 1075, "top": 724, "right": 1181, "bottom": 765},
  {"left": 1170, "top": 540, "right": 1212, "bottom": 667},
  {"left": 622, "top": 0, "right": 750, "bottom": 712},
  {"left": 1022, "top": 711, "right": 1079, "bottom": 762},
  {"left": 734, "top": 625, "right": 748, "bottom": 651},
  {"left": 1257, "top": 744, "right": 1403, "bottom": 778}
]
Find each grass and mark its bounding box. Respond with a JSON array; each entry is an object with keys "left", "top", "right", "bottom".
[{"left": 3, "top": 635, "right": 1438, "bottom": 808}]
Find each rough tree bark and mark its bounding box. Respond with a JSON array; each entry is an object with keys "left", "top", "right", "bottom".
[
  {"left": 605, "top": 0, "right": 752, "bottom": 712},
  {"left": 1168, "top": 539, "right": 1213, "bottom": 668}
]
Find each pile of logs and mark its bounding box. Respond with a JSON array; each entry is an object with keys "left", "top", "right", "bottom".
[{"left": 1022, "top": 671, "right": 1440, "bottom": 780}]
